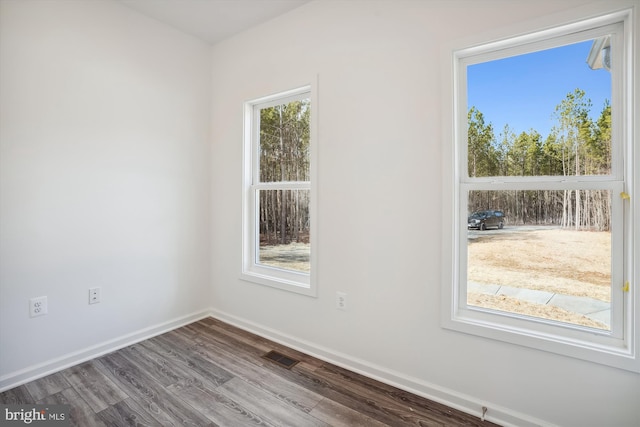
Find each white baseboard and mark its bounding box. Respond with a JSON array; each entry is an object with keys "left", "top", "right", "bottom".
[
  {"left": 210, "top": 309, "right": 552, "bottom": 427},
  {"left": 0, "top": 309, "right": 212, "bottom": 393},
  {"left": 1, "top": 308, "right": 552, "bottom": 426}
]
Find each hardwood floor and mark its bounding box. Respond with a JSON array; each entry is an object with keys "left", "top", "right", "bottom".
[{"left": 1, "top": 318, "right": 500, "bottom": 426}]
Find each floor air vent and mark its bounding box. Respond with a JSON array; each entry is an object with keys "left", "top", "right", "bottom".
[{"left": 262, "top": 350, "right": 300, "bottom": 369}]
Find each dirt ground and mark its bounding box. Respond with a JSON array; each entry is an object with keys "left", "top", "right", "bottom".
[
  {"left": 468, "top": 227, "right": 611, "bottom": 328},
  {"left": 467, "top": 294, "right": 607, "bottom": 329},
  {"left": 259, "top": 242, "right": 310, "bottom": 273},
  {"left": 468, "top": 227, "right": 610, "bottom": 300}
]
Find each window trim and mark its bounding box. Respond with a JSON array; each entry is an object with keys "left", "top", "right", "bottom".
[
  {"left": 241, "top": 83, "right": 318, "bottom": 297},
  {"left": 441, "top": 8, "right": 638, "bottom": 372}
]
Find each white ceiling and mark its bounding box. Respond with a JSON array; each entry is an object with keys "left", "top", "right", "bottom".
[{"left": 118, "top": 0, "right": 310, "bottom": 45}]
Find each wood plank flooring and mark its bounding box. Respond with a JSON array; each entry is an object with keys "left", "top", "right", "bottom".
[{"left": 0, "top": 318, "right": 500, "bottom": 426}]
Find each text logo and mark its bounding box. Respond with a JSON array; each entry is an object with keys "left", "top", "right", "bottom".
[{"left": 1, "top": 405, "right": 69, "bottom": 426}]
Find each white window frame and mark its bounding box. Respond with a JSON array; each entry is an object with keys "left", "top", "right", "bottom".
[
  {"left": 441, "top": 9, "right": 639, "bottom": 372},
  {"left": 242, "top": 83, "right": 318, "bottom": 296}
]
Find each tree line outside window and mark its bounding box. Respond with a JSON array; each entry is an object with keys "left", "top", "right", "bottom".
[
  {"left": 467, "top": 88, "right": 612, "bottom": 231},
  {"left": 258, "top": 99, "right": 311, "bottom": 246}
]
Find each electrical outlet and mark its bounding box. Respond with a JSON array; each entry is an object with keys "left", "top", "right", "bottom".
[
  {"left": 29, "top": 296, "right": 48, "bottom": 317},
  {"left": 89, "top": 287, "right": 100, "bottom": 304},
  {"left": 336, "top": 292, "right": 347, "bottom": 310}
]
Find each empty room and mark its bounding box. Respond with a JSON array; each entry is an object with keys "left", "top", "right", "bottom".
[{"left": 1, "top": 0, "right": 639, "bottom": 426}]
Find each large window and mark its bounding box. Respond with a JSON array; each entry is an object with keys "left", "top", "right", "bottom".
[
  {"left": 242, "top": 86, "right": 316, "bottom": 296},
  {"left": 443, "top": 10, "right": 638, "bottom": 371}
]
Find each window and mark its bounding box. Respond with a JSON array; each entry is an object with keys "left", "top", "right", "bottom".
[
  {"left": 242, "top": 85, "right": 317, "bottom": 296},
  {"left": 442, "top": 9, "right": 638, "bottom": 371}
]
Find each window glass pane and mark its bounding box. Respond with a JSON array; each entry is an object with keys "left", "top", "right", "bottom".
[
  {"left": 259, "top": 98, "right": 310, "bottom": 182},
  {"left": 258, "top": 189, "right": 310, "bottom": 273},
  {"left": 467, "top": 38, "right": 612, "bottom": 177},
  {"left": 467, "top": 190, "right": 611, "bottom": 330}
]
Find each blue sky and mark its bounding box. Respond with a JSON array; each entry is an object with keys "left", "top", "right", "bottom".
[{"left": 467, "top": 40, "right": 611, "bottom": 140}]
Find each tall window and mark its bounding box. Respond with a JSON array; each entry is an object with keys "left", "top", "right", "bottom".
[
  {"left": 443, "top": 10, "right": 637, "bottom": 371},
  {"left": 242, "top": 86, "right": 316, "bottom": 296}
]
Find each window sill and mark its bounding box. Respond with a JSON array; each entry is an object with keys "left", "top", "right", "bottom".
[
  {"left": 240, "top": 270, "right": 316, "bottom": 297},
  {"left": 443, "top": 301, "right": 638, "bottom": 372}
]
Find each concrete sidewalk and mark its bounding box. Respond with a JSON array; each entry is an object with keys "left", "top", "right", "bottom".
[{"left": 468, "top": 281, "right": 611, "bottom": 327}]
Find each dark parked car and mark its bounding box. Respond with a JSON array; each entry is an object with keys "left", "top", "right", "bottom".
[{"left": 468, "top": 210, "right": 504, "bottom": 230}]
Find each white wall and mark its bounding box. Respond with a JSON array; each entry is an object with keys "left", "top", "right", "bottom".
[
  {"left": 1, "top": 0, "right": 638, "bottom": 425},
  {"left": 0, "top": 0, "right": 212, "bottom": 385},
  {"left": 210, "top": 1, "right": 640, "bottom": 426}
]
